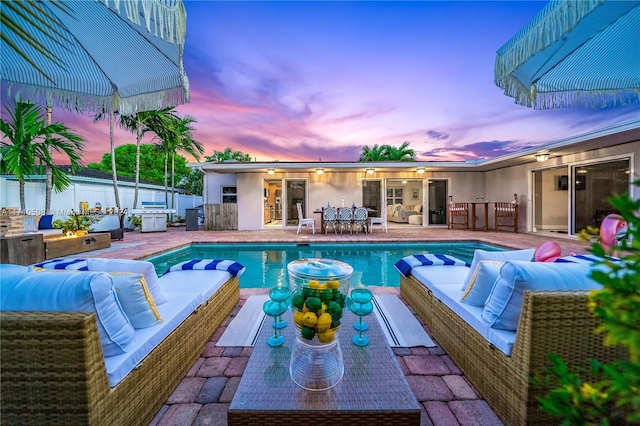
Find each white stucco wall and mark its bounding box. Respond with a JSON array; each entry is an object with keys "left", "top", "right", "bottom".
[{"left": 200, "top": 139, "right": 639, "bottom": 232}]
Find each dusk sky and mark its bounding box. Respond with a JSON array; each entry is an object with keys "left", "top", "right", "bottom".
[{"left": 40, "top": 1, "right": 640, "bottom": 164}]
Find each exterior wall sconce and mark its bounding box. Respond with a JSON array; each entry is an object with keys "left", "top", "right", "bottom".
[
  {"left": 536, "top": 154, "right": 550, "bottom": 162},
  {"left": 267, "top": 168, "right": 275, "bottom": 174},
  {"left": 416, "top": 167, "right": 425, "bottom": 174},
  {"left": 366, "top": 168, "right": 375, "bottom": 175},
  {"left": 316, "top": 168, "right": 324, "bottom": 175}
]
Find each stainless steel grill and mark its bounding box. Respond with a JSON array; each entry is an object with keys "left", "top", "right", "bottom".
[{"left": 130, "top": 202, "right": 176, "bottom": 233}]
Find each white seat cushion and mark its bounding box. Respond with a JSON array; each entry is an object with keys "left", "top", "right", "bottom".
[
  {"left": 159, "top": 269, "right": 232, "bottom": 301},
  {"left": 104, "top": 291, "right": 202, "bottom": 386},
  {"left": 409, "top": 264, "right": 515, "bottom": 355}
]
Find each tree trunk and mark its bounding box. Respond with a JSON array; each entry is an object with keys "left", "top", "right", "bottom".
[
  {"left": 45, "top": 106, "right": 52, "bottom": 214},
  {"left": 171, "top": 152, "right": 176, "bottom": 220},
  {"left": 109, "top": 111, "right": 121, "bottom": 213},
  {"left": 19, "top": 180, "right": 26, "bottom": 213},
  {"left": 133, "top": 122, "right": 142, "bottom": 209},
  {"left": 164, "top": 153, "right": 169, "bottom": 208}
]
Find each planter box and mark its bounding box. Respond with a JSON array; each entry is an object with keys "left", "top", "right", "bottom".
[
  {"left": 0, "top": 234, "right": 45, "bottom": 265},
  {"left": 45, "top": 233, "right": 110, "bottom": 259}
]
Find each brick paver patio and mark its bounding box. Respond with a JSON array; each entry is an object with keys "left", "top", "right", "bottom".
[{"left": 85, "top": 225, "right": 590, "bottom": 425}]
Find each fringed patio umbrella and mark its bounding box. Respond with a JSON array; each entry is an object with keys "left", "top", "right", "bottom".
[
  {"left": 0, "top": 0, "right": 189, "bottom": 114},
  {"left": 0, "top": 0, "right": 189, "bottom": 219},
  {"left": 494, "top": 0, "right": 640, "bottom": 109}
]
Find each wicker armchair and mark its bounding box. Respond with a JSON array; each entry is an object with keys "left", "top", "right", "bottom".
[{"left": 447, "top": 196, "right": 469, "bottom": 230}]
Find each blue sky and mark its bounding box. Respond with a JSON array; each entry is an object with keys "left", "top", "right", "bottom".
[{"left": 49, "top": 1, "right": 640, "bottom": 163}]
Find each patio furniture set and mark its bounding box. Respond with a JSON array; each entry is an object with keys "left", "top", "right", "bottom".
[{"left": 448, "top": 194, "right": 519, "bottom": 233}]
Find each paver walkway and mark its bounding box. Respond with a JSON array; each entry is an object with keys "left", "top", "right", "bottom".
[{"left": 85, "top": 226, "right": 590, "bottom": 425}]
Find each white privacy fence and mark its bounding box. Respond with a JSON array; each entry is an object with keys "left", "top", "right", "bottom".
[{"left": 0, "top": 177, "right": 202, "bottom": 231}]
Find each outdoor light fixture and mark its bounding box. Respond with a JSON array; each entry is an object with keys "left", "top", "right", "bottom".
[
  {"left": 416, "top": 167, "right": 425, "bottom": 174},
  {"left": 536, "top": 153, "right": 550, "bottom": 162},
  {"left": 316, "top": 168, "right": 324, "bottom": 175},
  {"left": 366, "top": 168, "right": 375, "bottom": 175},
  {"left": 267, "top": 168, "right": 275, "bottom": 175}
]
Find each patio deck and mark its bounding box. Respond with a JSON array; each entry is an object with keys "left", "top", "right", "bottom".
[{"left": 85, "top": 226, "right": 591, "bottom": 426}]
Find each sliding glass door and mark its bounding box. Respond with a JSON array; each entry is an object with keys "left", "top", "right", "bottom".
[
  {"left": 572, "top": 159, "right": 630, "bottom": 233},
  {"left": 362, "top": 180, "right": 382, "bottom": 217},
  {"left": 284, "top": 179, "right": 307, "bottom": 226}
]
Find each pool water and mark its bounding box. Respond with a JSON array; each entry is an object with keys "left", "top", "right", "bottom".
[{"left": 147, "top": 242, "right": 504, "bottom": 289}]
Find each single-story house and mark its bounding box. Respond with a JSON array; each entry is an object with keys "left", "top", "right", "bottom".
[{"left": 193, "top": 119, "right": 639, "bottom": 235}]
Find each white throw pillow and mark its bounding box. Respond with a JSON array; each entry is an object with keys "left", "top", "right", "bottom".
[
  {"left": 1, "top": 270, "right": 135, "bottom": 356},
  {"left": 460, "top": 260, "right": 504, "bottom": 306},
  {"left": 86, "top": 258, "right": 167, "bottom": 305},
  {"left": 481, "top": 261, "right": 601, "bottom": 330},
  {"left": 462, "top": 249, "right": 534, "bottom": 291},
  {"left": 109, "top": 272, "right": 162, "bottom": 329}
]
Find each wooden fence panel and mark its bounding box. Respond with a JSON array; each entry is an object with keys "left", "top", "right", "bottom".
[{"left": 204, "top": 204, "right": 238, "bottom": 230}]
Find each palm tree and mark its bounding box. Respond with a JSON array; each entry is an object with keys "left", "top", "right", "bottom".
[
  {"left": 0, "top": 102, "right": 85, "bottom": 211},
  {"left": 93, "top": 110, "right": 123, "bottom": 216},
  {"left": 153, "top": 114, "right": 203, "bottom": 212},
  {"left": 385, "top": 141, "right": 416, "bottom": 161},
  {"left": 205, "top": 147, "right": 252, "bottom": 162},
  {"left": 118, "top": 107, "right": 179, "bottom": 209},
  {"left": 359, "top": 144, "right": 388, "bottom": 161}
]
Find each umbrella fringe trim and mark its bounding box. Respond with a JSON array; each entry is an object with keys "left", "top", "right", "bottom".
[
  {"left": 102, "top": 0, "right": 186, "bottom": 45},
  {"left": 3, "top": 82, "right": 188, "bottom": 115},
  {"left": 496, "top": 75, "right": 640, "bottom": 109},
  {"left": 494, "top": 0, "right": 606, "bottom": 79}
]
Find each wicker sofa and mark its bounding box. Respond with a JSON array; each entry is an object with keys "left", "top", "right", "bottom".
[
  {"left": 0, "top": 260, "right": 240, "bottom": 426},
  {"left": 399, "top": 258, "right": 628, "bottom": 425}
]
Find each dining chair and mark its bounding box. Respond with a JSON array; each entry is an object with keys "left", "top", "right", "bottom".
[
  {"left": 494, "top": 194, "right": 518, "bottom": 233},
  {"left": 337, "top": 207, "right": 353, "bottom": 234},
  {"left": 295, "top": 203, "right": 315, "bottom": 234},
  {"left": 352, "top": 207, "right": 368, "bottom": 234},
  {"left": 322, "top": 207, "right": 339, "bottom": 234},
  {"left": 368, "top": 205, "right": 388, "bottom": 233},
  {"left": 447, "top": 196, "right": 469, "bottom": 230}
]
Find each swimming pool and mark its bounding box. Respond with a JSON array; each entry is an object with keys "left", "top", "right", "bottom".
[{"left": 146, "top": 242, "right": 504, "bottom": 289}]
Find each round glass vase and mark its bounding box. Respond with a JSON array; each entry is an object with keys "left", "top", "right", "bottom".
[{"left": 287, "top": 258, "right": 353, "bottom": 391}]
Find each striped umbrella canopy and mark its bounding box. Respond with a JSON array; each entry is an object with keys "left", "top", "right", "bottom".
[
  {"left": 494, "top": 0, "right": 640, "bottom": 109},
  {"left": 0, "top": 0, "right": 189, "bottom": 115}
]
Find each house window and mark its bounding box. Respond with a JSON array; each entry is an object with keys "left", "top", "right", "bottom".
[
  {"left": 221, "top": 186, "right": 237, "bottom": 203},
  {"left": 386, "top": 187, "right": 403, "bottom": 206}
]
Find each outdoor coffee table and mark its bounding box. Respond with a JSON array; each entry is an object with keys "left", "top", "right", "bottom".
[{"left": 228, "top": 309, "right": 421, "bottom": 425}]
